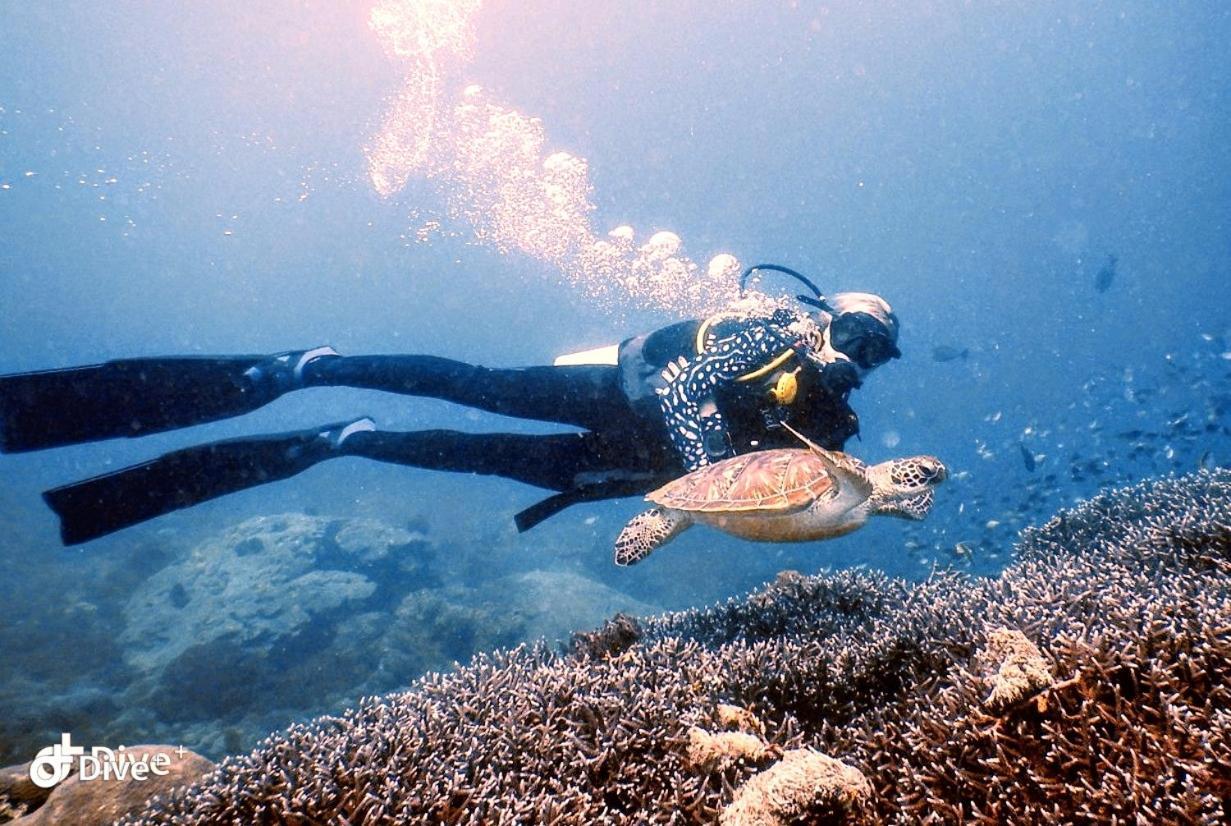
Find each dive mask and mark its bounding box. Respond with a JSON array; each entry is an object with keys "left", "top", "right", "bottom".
[{"left": 829, "top": 311, "right": 901, "bottom": 369}]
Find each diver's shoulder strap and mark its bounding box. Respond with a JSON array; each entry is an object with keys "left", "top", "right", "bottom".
[{"left": 694, "top": 313, "right": 800, "bottom": 385}]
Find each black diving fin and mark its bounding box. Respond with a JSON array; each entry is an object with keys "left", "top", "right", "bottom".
[
  {"left": 0, "top": 356, "right": 278, "bottom": 453},
  {"left": 513, "top": 476, "right": 673, "bottom": 533},
  {"left": 42, "top": 417, "right": 373, "bottom": 545}
]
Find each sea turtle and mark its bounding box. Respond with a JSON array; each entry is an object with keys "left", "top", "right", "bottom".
[{"left": 613, "top": 425, "right": 946, "bottom": 565}]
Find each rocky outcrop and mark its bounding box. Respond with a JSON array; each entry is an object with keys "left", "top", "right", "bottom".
[
  {"left": 122, "top": 513, "right": 428, "bottom": 675},
  {"left": 118, "top": 514, "right": 432, "bottom": 722},
  {"left": 2, "top": 746, "right": 211, "bottom": 826}
]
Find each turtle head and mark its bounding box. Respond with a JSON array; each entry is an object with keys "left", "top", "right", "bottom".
[{"left": 869, "top": 456, "right": 947, "bottom": 520}]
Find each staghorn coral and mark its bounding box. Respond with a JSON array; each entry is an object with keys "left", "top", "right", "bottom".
[{"left": 124, "top": 470, "right": 1231, "bottom": 825}]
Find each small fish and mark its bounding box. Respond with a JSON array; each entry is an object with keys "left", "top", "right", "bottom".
[
  {"left": 1200, "top": 333, "right": 1228, "bottom": 351},
  {"left": 953, "top": 541, "right": 975, "bottom": 559},
  {"left": 1198, "top": 450, "right": 1214, "bottom": 470},
  {"left": 985, "top": 519, "right": 1001, "bottom": 529},
  {"left": 1019, "top": 442, "right": 1037, "bottom": 472},
  {"left": 1094, "top": 253, "right": 1117, "bottom": 292},
  {"left": 931, "top": 345, "right": 970, "bottom": 363}
]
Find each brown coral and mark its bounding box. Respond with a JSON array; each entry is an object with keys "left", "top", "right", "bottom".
[
  {"left": 977, "top": 627, "right": 1054, "bottom": 712},
  {"left": 122, "top": 470, "right": 1231, "bottom": 825},
  {"left": 685, "top": 727, "right": 775, "bottom": 773},
  {"left": 716, "top": 704, "right": 765, "bottom": 736},
  {"left": 719, "top": 748, "right": 872, "bottom": 825}
]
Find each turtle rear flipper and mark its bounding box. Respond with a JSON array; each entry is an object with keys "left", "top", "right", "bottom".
[{"left": 614, "top": 508, "right": 691, "bottom": 566}]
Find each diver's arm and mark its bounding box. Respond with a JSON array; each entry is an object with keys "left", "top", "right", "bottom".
[{"left": 658, "top": 319, "right": 803, "bottom": 470}]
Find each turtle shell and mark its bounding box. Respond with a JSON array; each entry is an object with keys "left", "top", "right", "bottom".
[{"left": 648, "top": 449, "right": 840, "bottom": 514}]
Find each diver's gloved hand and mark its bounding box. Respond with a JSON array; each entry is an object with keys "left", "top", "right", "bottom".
[{"left": 819, "top": 360, "right": 862, "bottom": 396}]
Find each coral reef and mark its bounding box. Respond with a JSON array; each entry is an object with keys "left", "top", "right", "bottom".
[{"left": 124, "top": 470, "right": 1231, "bottom": 824}]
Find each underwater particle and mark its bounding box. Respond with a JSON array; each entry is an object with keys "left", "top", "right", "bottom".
[
  {"left": 977, "top": 627, "right": 1054, "bottom": 713},
  {"left": 719, "top": 748, "right": 872, "bottom": 825},
  {"left": 685, "top": 727, "right": 775, "bottom": 773},
  {"left": 881, "top": 430, "right": 901, "bottom": 449}
]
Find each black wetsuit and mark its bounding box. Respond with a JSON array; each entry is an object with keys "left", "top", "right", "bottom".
[
  {"left": 318, "top": 356, "right": 682, "bottom": 527},
  {"left": 314, "top": 306, "right": 859, "bottom": 528},
  {"left": 0, "top": 307, "right": 862, "bottom": 543}
]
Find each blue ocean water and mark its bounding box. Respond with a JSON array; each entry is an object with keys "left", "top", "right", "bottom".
[{"left": 1, "top": 1, "right": 1228, "bottom": 765}]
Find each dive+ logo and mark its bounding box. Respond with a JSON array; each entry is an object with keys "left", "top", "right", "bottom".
[{"left": 29, "top": 734, "right": 180, "bottom": 788}]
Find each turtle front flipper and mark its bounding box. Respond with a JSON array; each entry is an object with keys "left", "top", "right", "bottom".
[{"left": 614, "top": 508, "right": 691, "bottom": 566}]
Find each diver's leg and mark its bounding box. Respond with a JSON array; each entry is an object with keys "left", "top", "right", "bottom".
[
  {"left": 340, "top": 427, "right": 670, "bottom": 491},
  {"left": 42, "top": 417, "right": 374, "bottom": 545},
  {"left": 306, "top": 356, "right": 628, "bottom": 431},
  {"left": 0, "top": 347, "right": 337, "bottom": 453}
]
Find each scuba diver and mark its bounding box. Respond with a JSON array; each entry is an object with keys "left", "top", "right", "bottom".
[{"left": 0, "top": 265, "right": 901, "bottom": 545}]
